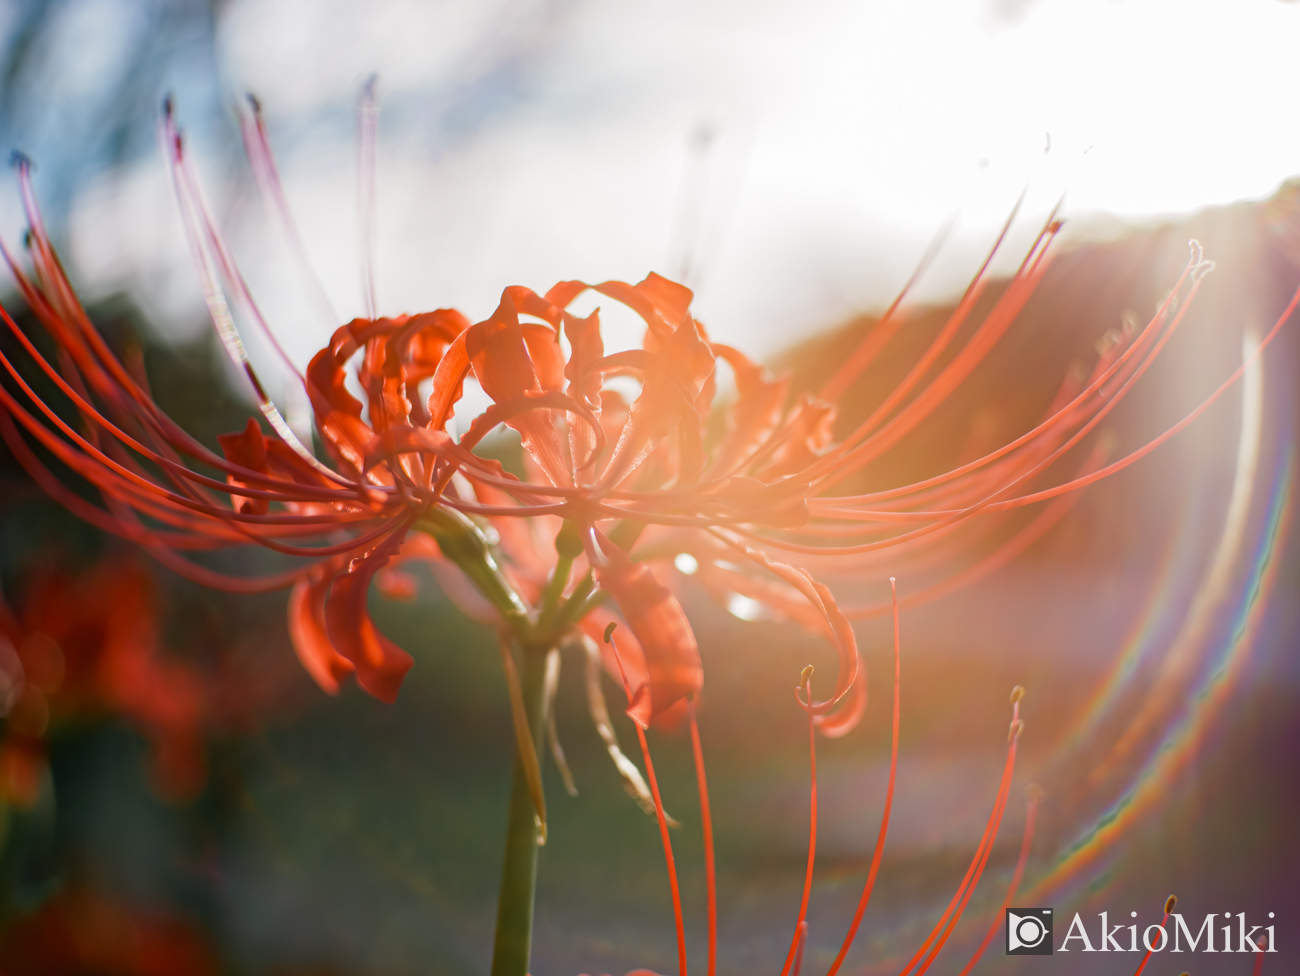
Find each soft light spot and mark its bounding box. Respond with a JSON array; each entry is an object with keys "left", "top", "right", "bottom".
[
  {"left": 725, "top": 593, "right": 764, "bottom": 622},
  {"left": 674, "top": 553, "right": 699, "bottom": 575}
]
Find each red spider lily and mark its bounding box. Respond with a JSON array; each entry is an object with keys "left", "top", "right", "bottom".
[
  {"left": 2, "top": 98, "right": 1295, "bottom": 976},
  {"left": 0, "top": 554, "right": 210, "bottom": 802},
  {"left": 1, "top": 103, "right": 1292, "bottom": 746}
]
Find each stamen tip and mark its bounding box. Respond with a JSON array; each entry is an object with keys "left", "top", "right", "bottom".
[
  {"left": 1008, "top": 718, "right": 1024, "bottom": 743},
  {"left": 1010, "top": 684, "right": 1026, "bottom": 705},
  {"left": 246, "top": 92, "right": 262, "bottom": 114},
  {"left": 800, "top": 664, "right": 814, "bottom": 685},
  {"left": 161, "top": 93, "right": 174, "bottom": 119},
  {"left": 1026, "top": 782, "right": 1044, "bottom": 802},
  {"left": 603, "top": 621, "right": 618, "bottom": 644},
  {"left": 1165, "top": 894, "right": 1178, "bottom": 913},
  {"left": 8, "top": 149, "right": 31, "bottom": 171}
]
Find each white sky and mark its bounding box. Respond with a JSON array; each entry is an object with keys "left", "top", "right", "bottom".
[{"left": 49, "top": 0, "right": 1300, "bottom": 368}]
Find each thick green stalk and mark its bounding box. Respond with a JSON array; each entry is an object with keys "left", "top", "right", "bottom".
[{"left": 491, "top": 642, "right": 548, "bottom": 976}]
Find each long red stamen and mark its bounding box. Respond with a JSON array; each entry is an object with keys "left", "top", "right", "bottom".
[
  {"left": 913, "top": 714, "right": 1021, "bottom": 976},
  {"left": 358, "top": 75, "right": 379, "bottom": 321},
  {"left": 166, "top": 106, "right": 304, "bottom": 385},
  {"left": 841, "top": 446, "right": 1102, "bottom": 620},
  {"left": 606, "top": 629, "right": 688, "bottom": 976},
  {"left": 722, "top": 266, "right": 1238, "bottom": 558},
  {"left": 954, "top": 785, "right": 1040, "bottom": 976},
  {"left": 239, "top": 93, "right": 341, "bottom": 329},
  {"left": 688, "top": 702, "right": 717, "bottom": 976},
  {"left": 162, "top": 109, "right": 344, "bottom": 486},
  {"left": 1131, "top": 895, "right": 1177, "bottom": 976},
  {"left": 818, "top": 217, "right": 953, "bottom": 403},
  {"left": 790, "top": 921, "right": 810, "bottom": 976},
  {"left": 824, "top": 578, "right": 901, "bottom": 976},
  {"left": 808, "top": 198, "right": 1046, "bottom": 485},
  {"left": 820, "top": 215, "right": 1062, "bottom": 489},
  {"left": 897, "top": 691, "right": 1021, "bottom": 976},
  {"left": 781, "top": 666, "right": 819, "bottom": 976}
]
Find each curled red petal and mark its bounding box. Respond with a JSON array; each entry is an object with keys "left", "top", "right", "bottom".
[
  {"left": 502, "top": 284, "right": 563, "bottom": 331},
  {"left": 304, "top": 335, "right": 379, "bottom": 476},
  {"left": 306, "top": 327, "right": 366, "bottom": 418},
  {"left": 599, "top": 317, "right": 716, "bottom": 490},
  {"left": 723, "top": 542, "right": 864, "bottom": 733},
  {"left": 754, "top": 393, "right": 838, "bottom": 481},
  {"left": 563, "top": 309, "right": 604, "bottom": 405},
  {"left": 710, "top": 343, "right": 789, "bottom": 476},
  {"left": 395, "top": 309, "right": 470, "bottom": 382},
  {"left": 458, "top": 390, "right": 604, "bottom": 470},
  {"left": 362, "top": 426, "right": 457, "bottom": 471},
  {"left": 463, "top": 292, "right": 571, "bottom": 485},
  {"left": 592, "top": 538, "right": 702, "bottom": 728},
  {"left": 521, "top": 322, "right": 566, "bottom": 393},
  {"left": 544, "top": 279, "right": 589, "bottom": 309},
  {"left": 427, "top": 330, "right": 473, "bottom": 431},
  {"left": 216, "top": 418, "right": 271, "bottom": 514},
  {"left": 593, "top": 273, "right": 694, "bottom": 340},
  {"left": 216, "top": 417, "right": 268, "bottom": 470},
  {"left": 323, "top": 547, "right": 414, "bottom": 703},
  {"left": 466, "top": 292, "right": 543, "bottom": 402},
  {"left": 287, "top": 568, "right": 354, "bottom": 695},
  {"left": 216, "top": 418, "right": 342, "bottom": 496}
]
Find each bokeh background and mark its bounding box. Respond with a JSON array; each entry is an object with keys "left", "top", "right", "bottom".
[{"left": 0, "top": 1, "right": 1298, "bottom": 973}]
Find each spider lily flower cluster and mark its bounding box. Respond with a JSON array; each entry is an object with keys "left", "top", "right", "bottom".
[
  {"left": 0, "top": 97, "right": 1289, "bottom": 975},
  {"left": 0, "top": 139, "right": 1225, "bottom": 742}
]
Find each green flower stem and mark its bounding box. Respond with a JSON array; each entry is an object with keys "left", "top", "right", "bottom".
[
  {"left": 412, "top": 510, "right": 611, "bottom": 975},
  {"left": 415, "top": 509, "right": 530, "bottom": 631},
  {"left": 550, "top": 571, "right": 597, "bottom": 635},
  {"left": 537, "top": 520, "right": 585, "bottom": 630},
  {"left": 491, "top": 641, "right": 549, "bottom": 976}
]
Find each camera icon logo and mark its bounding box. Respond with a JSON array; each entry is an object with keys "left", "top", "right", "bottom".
[{"left": 1006, "top": 908, "right": 1054, "bottom": 955}]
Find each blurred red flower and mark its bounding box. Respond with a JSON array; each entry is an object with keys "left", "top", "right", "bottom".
[
  {"left": 0, "top": 554, "right": 211, "bottom": 802},
  {"left": 0, "top": 885, "right": 216, "bottom": 976}
]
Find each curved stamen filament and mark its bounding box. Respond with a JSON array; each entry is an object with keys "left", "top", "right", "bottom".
[
  {"left": 606, "top": 628, "right": 689, "bottom": 976},
  {"left": 954, "top": 785, "right": 1041, "bottom": 976},
  {"left": 688, "top": 702, "right": 717, "bottom": 976},
  {"left": 1131, "top": 895, "right": 1177, "bottom": 976},
  {"left": 781, "top": 665, "right": 819, "bottom": 976},
  {"left": 790, "top": 921, "right": 810, "bottom": 976},
  {"left": 897, "top": 691, "right": 1022, "bottom": 976},
  {"left": 824, "top": 577, "right": 901, "bottom": 976}
]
